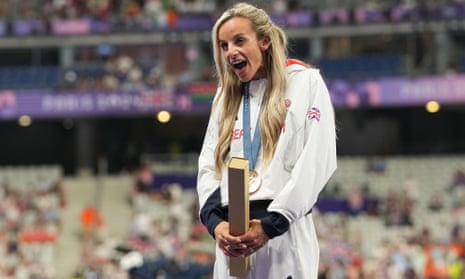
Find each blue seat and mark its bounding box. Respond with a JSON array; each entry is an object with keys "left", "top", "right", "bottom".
[
  {"left": 318, "top": 54, "right": 404, "bottom": 80},
  {"left": 0, "top": 66, "right": 59, "bottom": 90}
]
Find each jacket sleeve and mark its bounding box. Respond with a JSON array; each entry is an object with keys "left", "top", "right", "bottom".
[
  {"left": 263, "top": 70, "right": 337, "bottom": 237},
  {"left": 196, "top": 90, "right": 225, "bottom": 237}
]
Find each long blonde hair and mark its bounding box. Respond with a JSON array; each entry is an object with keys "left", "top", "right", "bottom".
[{"left": 211, "top": 2, "right": 288, "bottom": 177}]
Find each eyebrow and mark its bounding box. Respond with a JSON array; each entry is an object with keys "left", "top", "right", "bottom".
[{"left": 218, "top": 32, "right": 246, "bottom": 41}]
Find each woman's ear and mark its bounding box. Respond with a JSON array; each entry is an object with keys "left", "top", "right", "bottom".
[{"left": 259, "top": 36, "right": 271, "bottom": 51}]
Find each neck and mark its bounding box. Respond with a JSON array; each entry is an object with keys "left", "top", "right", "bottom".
[{"left": 252, "top": 66, "right": 267, "bottom": 80}]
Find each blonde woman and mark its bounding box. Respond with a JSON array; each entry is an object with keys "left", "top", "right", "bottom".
[{"left": 197, "top": 2, "right": 337, "bottom": 278}]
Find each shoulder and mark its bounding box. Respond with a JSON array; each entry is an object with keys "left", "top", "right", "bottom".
[
  {"left": 286, "top": 59, "right": 324, "bottom": 90},
  {"left": 286, "top": 58, "right": 322, "bottom": 81},
  {"left": 285, "top": 59, "right": 329, "bottom": 101}
]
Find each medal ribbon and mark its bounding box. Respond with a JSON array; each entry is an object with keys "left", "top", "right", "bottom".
[{"left": 242, "top": 82, "right": 262, "bottom": 170}]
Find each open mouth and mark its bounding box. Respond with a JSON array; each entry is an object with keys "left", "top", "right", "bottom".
[{"left": 232, "top": 61, "right": 247, "bottom": 70}]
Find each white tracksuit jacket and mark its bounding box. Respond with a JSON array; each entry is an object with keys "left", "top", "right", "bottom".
[{"left": 197, "top": 60, "right": 337, "bottom": 279}]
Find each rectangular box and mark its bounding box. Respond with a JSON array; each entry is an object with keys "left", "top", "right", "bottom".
[{"left": 228, "top": 157, "right": 250, "bottom": 277}]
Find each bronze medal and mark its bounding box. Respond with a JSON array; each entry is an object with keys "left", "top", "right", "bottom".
[{"left": 249, "top": 170, "right": 262, "bottom": 195}]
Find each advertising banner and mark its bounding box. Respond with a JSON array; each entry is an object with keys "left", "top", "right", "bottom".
[
  {"left": 327, "top": 74, "right": 465, "bottom": 108},
  {"left": 2, "top": 74, "right": 465, "bottom": 119},
  {"left": 0, "top": 90, "right": 174, "bottom": 119}
]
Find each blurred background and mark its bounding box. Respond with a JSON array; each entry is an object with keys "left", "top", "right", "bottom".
[{"left": 1, "top": 0, "right": 465, "bottom": 278}]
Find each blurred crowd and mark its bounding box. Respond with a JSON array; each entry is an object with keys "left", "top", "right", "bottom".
[
  {"left": 2, "top": 0, "right": 465, "bottom": 92},
  {"left": 1, "top": 0, "right": 465, "bottom": 35},
  {"left": 69, "top": 163, "right": 214, "bottom": 279},
  {"left": 315, "top": 212, "right": 465, "bottom": 279},
  {"left": 316, "top": 159, "right": 465, "bottom": 279},
  {"left": 0, "top": 160, "right": 463, "bottom": 278},
  {"left": 66, "top": 160, "right": 465, "bottom": 279},
  {"left": 59, "top": 43, "right": 207, "bottom": 93},
  {"left": 0, "top": 166, "right": 65, "bottom": 279}
]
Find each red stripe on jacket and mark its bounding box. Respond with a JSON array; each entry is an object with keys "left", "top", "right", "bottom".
[{"left": 286, "top": 58, "right": 310, "bottom": 68}]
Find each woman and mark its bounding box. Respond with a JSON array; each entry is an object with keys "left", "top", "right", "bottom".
[{"left": 197, "top": 2, "right": 337, "bottom": 278}]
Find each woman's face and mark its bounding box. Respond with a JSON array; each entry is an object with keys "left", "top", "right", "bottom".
[{"left": 218, "top": 16, "right": 270, "bottom": 82}]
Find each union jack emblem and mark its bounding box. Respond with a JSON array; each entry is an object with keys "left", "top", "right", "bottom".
[{"left": 307, "top": 107, "right": 320, "bottom": 121}]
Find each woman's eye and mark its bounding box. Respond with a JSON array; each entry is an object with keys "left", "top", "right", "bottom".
[{"left": 220, "top": 42, "right": 228, "bottom": 50}]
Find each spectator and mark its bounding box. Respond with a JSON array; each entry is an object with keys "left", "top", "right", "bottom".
[
  {"left": 449, "top": 169, "right": 465, "bottom": 193},
  {"left": 366, "top": 156, "right": 387, "bottom": 174},
  {"left": 427, "top": 191, "right": 445, "bottom": 212},
  {"left": 80, "top": 203, "right": 105, "bottom": 244},
  {"left": 382, "top": 189, "right": 414, "bottom": 227},
  {"left": 403, "top": 174, "right": 419, "bottom": 204},
  {"left": 347, "top": 187, "right": 365, "bottom": 217},
  {"left": 130, "top": 162, "right": 155, "bottom": 210}
]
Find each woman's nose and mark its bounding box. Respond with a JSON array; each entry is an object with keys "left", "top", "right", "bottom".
[{"left": 225, "top": 45, "right": 238, "bottom": 58}]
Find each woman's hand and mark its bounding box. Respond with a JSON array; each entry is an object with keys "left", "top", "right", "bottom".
[
  {"left": 214, "top": 221, "right": 247, "bottom": 257},
  {"left": 240, "top": 219, "right": 269, "bottom": 256}
]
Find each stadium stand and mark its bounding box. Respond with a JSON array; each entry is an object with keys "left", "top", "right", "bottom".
[
  {"left": 49, "top": 155, "right": 465, "bottom": 278},
  {"left": 1, "top": 0, "right": 465, "bottom": 90}
]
